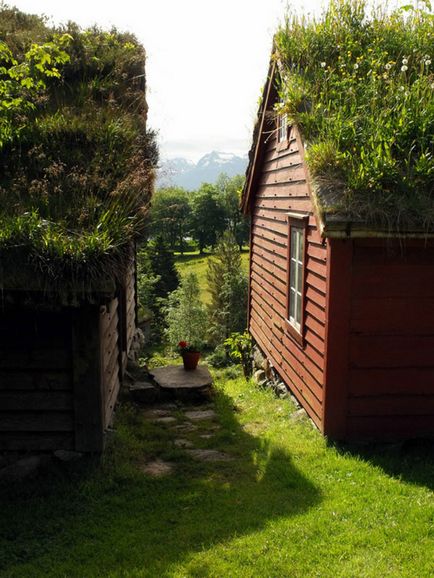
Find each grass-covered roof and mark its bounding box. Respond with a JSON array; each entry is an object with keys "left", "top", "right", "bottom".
[
  {"left": 0, "top": 6, "right": 157, "bottom": 294},
  {"left": 273, "top": 0, "right": 434, "bottom": 234}
]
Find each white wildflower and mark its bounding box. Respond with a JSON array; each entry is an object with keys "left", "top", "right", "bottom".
[
  {"left": 402, "top": 58, "right": 408, "bottom": 65},
  {"left": 399, "top": 86, "right": 405, "bottom": 91},
  {"left": 320, "top": 62, "right": 326, "bottom": 68},
  {"left": 401, "top": 65, "right": 408, "bottom": 72},
  {"left": 425, "top": 59, "right": 431, "bottom": 67},
  {"left": 354, "top": 63, "right": 359, "bottom": 70},
  {"left": 385, "top": 63, "right": 392, "bottom": 71}
]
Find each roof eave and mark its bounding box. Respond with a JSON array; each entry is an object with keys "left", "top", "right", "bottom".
[{"left": 322, "top": 220, "right": 434, "bottom": 239}]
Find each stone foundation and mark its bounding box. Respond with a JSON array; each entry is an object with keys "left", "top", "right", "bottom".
[{"left": 251, "top": 342, "right": 302, "bottom": 410}]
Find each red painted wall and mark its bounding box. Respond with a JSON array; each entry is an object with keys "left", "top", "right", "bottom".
[
  {"left": 248, "top": 123, "right": 328, "bottom": 429},
  {"left": 345, "top": 239, "right": 434, "bottom": 439}
]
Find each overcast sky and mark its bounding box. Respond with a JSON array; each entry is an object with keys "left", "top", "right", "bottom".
[{"left": 9, "top": 0, "right": 325, "bottom": 160}]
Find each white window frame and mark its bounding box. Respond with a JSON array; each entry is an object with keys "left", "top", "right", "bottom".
[
  {"left": 286, "top": 213, "right": 308, "bottom": 345},
  {"left": 289, "top": 226, "right": 304, "bottom": 331},
  {"left": 278, "top": 112, "right": 288, "bottom": 143}
]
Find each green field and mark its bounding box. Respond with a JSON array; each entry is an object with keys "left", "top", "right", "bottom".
[
  {"left": 175, "top": 250, "right": 250, "bottom": 304},
  {"left": 1, "top": 366, "right": 433, "bottom": 577}
]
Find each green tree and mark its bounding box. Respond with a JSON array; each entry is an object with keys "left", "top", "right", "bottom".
[
  {"left": 190, "top": 183, "right": 226, "bottom": 253},
  {"left": 207, "top": 231, "right": 248, "bottom": 346},
  {"left": 136, "top": 237, "right": 179, "bottom": 340},
  {"left": 165, "top": 273, "right": 207, "bottom": 350},
  {"left": 149, "top": 187, "right": 191, "bottom": 252},
  {"left": 147, "top": 236, "right": 180, "bottom": 299},
  {"left": 216, "top": 173, "right": 250, "bottom": 250}
]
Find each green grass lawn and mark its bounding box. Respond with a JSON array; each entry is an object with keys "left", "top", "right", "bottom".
[
  {"left": 1, "top": 365, "right": 433, "bottom": 577},
  {"left": 175, "top": 250, "right": 250, "bottom": 304}
]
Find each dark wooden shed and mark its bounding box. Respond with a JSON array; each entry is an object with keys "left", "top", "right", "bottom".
[
  {"left": 0, "top": 14, "right": 155, "bottom": 453},
  {"left": 0, "top": 254, "right": 138, "bottom": 452},
  {"left": 242, "top": 61, "right": 434, "bottom": 441}
]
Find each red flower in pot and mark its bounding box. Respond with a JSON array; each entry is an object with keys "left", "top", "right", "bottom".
[{"left": 177, "top": 341, "right": 201, "bottom": 370}]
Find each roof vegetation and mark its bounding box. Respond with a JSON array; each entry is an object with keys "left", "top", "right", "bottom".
[
  {"left": 0, "top": 6, "right": 157, "bottom": 294},
  {"left": 274, "top": 0, "right": 434, "bottom": 232}
]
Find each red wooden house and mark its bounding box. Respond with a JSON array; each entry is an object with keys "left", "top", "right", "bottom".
[{"left": 242, "top": 61, "right": 434, "bottom": 441}]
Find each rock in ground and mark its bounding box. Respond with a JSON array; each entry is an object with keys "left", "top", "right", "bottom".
[
  {"left": 53, "top": 450, "right": 83, "bottom": 462},
  {"left": 184, "top": 409, "right": 217, "bottom": 421},
  {"left": 186, "top": 449, "right": 233, "bottom": 462},
  {"left": 174, "top": 439, "right": 194, "bottom": 448},
  {"left": 141, "top": 459, "right": 174, "bottom": 477},
  {"left": 0, "top": 455, "right": 51, "bottom": 483},
  {"left": 129, "top": 381, "right": 160, "bottom": 404},
  {"left": 290, "top": 408, "right": 308, "bottom": 422}
]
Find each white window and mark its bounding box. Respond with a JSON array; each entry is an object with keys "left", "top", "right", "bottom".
[
  {"left": 288, "top": 226, "right": 304, "bottom": 331},
  {"left": 278, "top": 113, "right": 288, "bottom": 142}
]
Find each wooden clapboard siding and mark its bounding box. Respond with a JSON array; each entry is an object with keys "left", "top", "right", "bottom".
[
  {"left": 0, "top": 310, "right": 74, "bottom": 451},
  {"left": 117, "top": 251, "right": 137, "bottom": 375},
  {"left": 100, "top": 298, "right": 121, "bottom": 430},
  {"left": 248, "top": 124, "right": 328, "bottom": 428},
  {"left": 346, "top": 239, "right": 434, "bottom": 439},
  {"left": 125, "top": 255, "right": 137, "bottom": 353}
]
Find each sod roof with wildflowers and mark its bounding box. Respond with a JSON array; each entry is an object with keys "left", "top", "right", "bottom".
[
  {"left": 0, "top": 6, "right": 157, "bottom": 294},
  {"left": 274, "top": 0, "right": 434, "bottom": 233}
]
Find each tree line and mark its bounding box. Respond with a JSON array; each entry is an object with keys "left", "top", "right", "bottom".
[{"left": 148, "top": 173, "right": 249, "bottom": 253}]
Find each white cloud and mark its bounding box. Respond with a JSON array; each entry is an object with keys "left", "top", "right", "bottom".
[{"left": 9, "top": 0, "right": 323, "bottom": 159}]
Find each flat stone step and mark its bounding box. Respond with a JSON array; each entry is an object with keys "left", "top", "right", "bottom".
[
  {"left": 141, "top": 459, "right": 174, "bottom": 477},
  {"left": 185, "top": 449, "right": 233, "bottom": 462},
  {"left": 184, "top": 409, "right": 217, "bottom": 421},
  {"left": 150, "top": 365, "right": 213, "bottom": 401}
]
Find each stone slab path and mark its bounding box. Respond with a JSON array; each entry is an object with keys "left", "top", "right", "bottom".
[{"left": 140, "top": 394, "right": 233, "bottom": 477}]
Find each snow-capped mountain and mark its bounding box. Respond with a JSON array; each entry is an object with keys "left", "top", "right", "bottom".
[{"left": 157, "top": 151, "right": 248, "bottom": 190}]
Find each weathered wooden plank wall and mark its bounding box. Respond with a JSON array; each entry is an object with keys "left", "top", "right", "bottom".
[
  {"left": 249, "top": 123, "right": 328, "bottom": 429},
  {"left": 100, "top": 298, "right": 121, "bottom": 431},
  {"left": 0, "top": 310, "right": 74, "bottom": 451},
  {"left": 125, "top": 257, "right": 136, "bottom": 353}
]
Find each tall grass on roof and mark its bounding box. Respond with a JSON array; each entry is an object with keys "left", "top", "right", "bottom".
[
  {"left": 275, "top": 0, "right": 434, "bottom": 231},
  {"left": 0, "top": 6, "right": 157, "bottom": 295}
]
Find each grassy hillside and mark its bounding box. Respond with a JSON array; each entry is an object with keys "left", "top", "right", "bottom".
[{"left": 175, "top": 250, "right": 250, "bottom": 304}]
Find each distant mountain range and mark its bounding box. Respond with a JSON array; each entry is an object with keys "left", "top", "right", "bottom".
[{"left": 157, "top": 151, "right": 248, "bottom": 190}]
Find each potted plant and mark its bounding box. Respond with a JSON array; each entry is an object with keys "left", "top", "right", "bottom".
[{"left": 178, "top": 341, "right": 201, "bottom": 370}]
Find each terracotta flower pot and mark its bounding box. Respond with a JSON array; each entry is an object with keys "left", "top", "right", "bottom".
[{"left": 182, "top": 351, "right": 201, "bottom": 370}]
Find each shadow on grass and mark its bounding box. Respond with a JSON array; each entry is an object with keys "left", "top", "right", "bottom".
[
  {"left": 334, "top": 438, "right": 434, "bottom": 492},
  {"left": 0, "top": 389, "right": 321, "bottom": 577}
]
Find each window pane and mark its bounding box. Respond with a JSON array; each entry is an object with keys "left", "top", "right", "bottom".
[
  {"left": 297, "top": 261, "right": 303, "bottom": 293},
  {"left": 279, "top": 113, "right": 287, "bottom": 142},
  {"left": 296, "top": 290, "right": 302, "bottom": 325},
  {"left": 288, "top": 225, "right": 305, "bottom": 332},
  {"left": 290, "top": 259, "right": 296, "bottom": 290},
  {"left": 289, "top": 288, "right": 295, "bottom": 319}
]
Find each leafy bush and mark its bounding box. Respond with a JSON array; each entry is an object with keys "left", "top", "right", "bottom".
[
  {"left": 275, "top": 0, "right": 434, "bottom": 230},
  {"left": 165, "top": 273, "right": 207, "bottom": 351},
  {"left": 207, "top": 344, "right": 232, "bottom": 368},
  {"left": 224, "top": 331, "right": 253, "bottom": 380}
]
